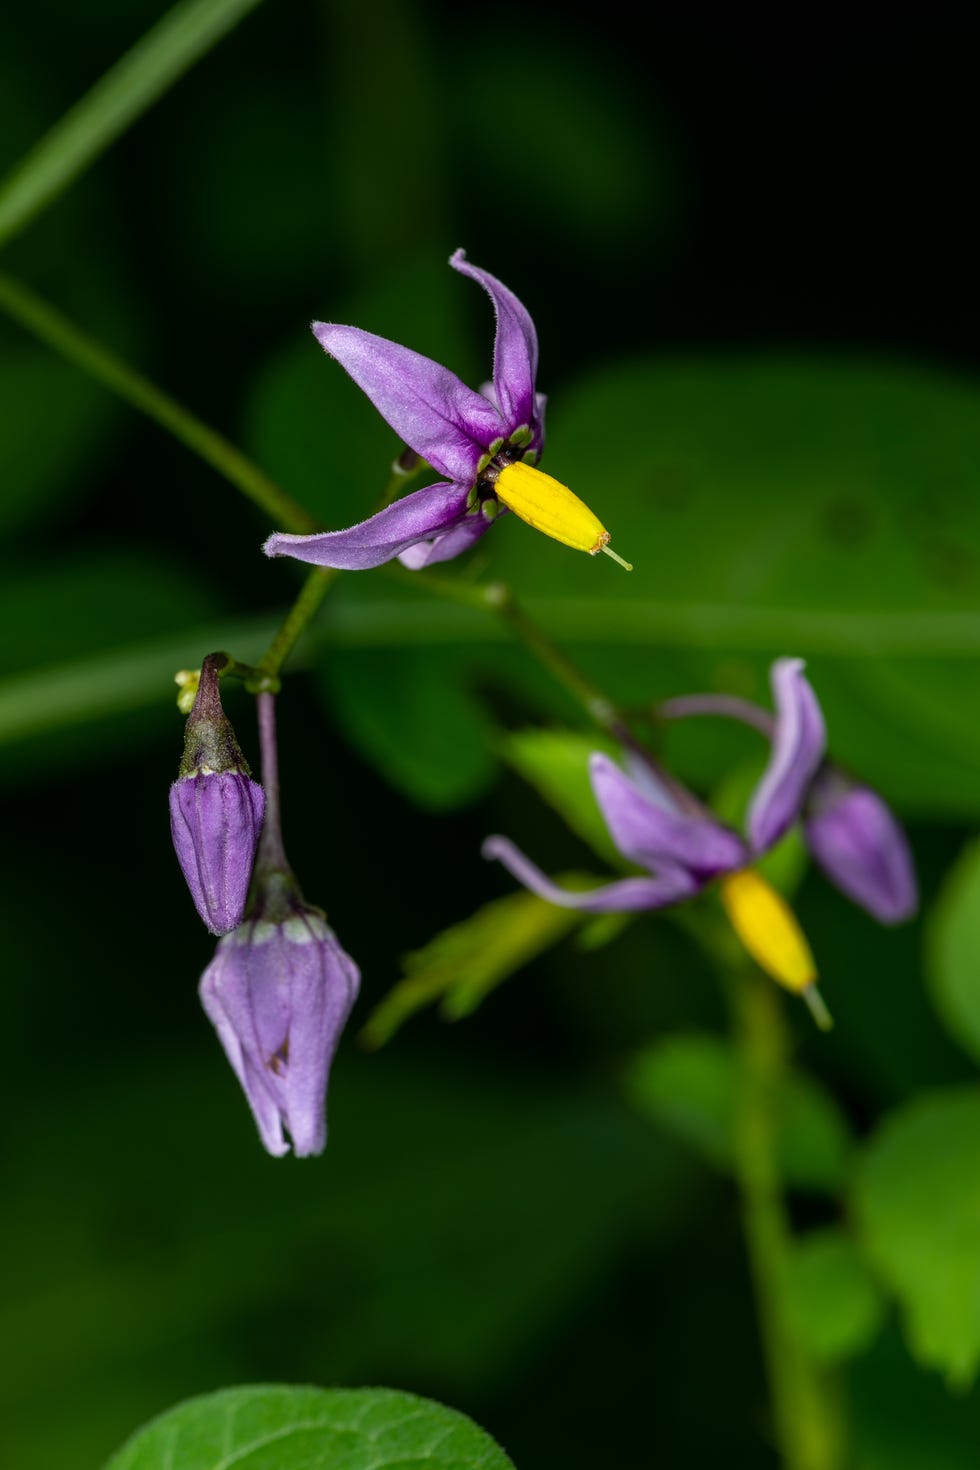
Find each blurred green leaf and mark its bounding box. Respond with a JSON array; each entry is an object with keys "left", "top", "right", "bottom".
[
  {"left": 317, "top": 648, "right": 494, "bottom": 811},
  {"left": 926, "top": 836, "right": 980, "bottom": 1066},
  {"left": 856, "top": 1087, "right": 980, "bottom": 1385},
  {"left": 783, "top": 1227, "right": 885, "bottom": 1364},
  {"left": 626, "top": 1031, "right": 852, "bottom": 1192},
  {"left": 0, "top": 0, "right": 265, "bottom": 249},
  {"left": 501, "top": 728, "right": 623, "bottom": 868},
  {"left": 481, "top": 356, "right": 980, "bottom": 814},
  {"left": 103, "top": 1385, "right": 514, "bottom": 1470},
  {"left": 361, "top": 882, "right": 587, "bottom": 1046}
]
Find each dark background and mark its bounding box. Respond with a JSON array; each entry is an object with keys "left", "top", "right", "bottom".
[{"left": 2, "top": 4, "right": 980, "bottom": 1467}]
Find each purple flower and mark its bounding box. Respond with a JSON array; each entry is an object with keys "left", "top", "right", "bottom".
[
  {"left": 484, "top": 658, "right": 825, "bottom": 916},
  {"left": 804, "top": 766, "right": 917, "bottom": 924},
  {"left": 200, "top": 902, "right": 360, "bottom": 1158},
  {"left": 169, "top": 655, "right": 265, "bottom": 935},
  {"left": 263, "top": 250, "right": 630, "bottom": 572}
]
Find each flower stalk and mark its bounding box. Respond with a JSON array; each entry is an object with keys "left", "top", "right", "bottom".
[{"left": 723, "top": 963, "right": 845, "bottom": 1470}]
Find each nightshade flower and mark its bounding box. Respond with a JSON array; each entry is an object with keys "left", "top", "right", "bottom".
[
  {"left": 169, "top": 655, "right": 265, "bottom": 935},
  {"left": 484, "top": 659, "right": 828, "bottom": 1001},
  {"left": 263, "top": 250, "right": 631, "bottom": 572},
  {"left": 200, "top": 894, "right": 360, "bottom": 1158}
]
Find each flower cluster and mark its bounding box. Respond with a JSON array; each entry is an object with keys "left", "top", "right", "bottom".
[
  {"left": 166, "top": 251, "right": 918, "bottom": 1153},
  {"left": 171, "top": 673, "right": 359, "bottom": 1157}
]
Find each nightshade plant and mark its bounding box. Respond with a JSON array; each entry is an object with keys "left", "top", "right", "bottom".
[{"left": 0, "top": 8, "right": 946, "bottom": 1463}]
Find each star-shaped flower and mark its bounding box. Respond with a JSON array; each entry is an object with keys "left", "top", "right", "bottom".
[{"left": 263, "top": 251, "right": 630, "bottom": 572}]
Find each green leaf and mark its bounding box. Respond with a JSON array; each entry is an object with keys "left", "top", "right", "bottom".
[
  {"left": 626, "top": 1031, "right": 851, "bottom": 1192},
  {"left": 855, "top": 1087, "right": 980, "bottom": 1385},
  {"left": 0, "top": 0, "right": 265, "bottom": 249},
  {"left": 783, "top": 1227, "right": 885, "bottom": 1364},
  {"left": 501, "top": 727, "right": 624, "bottom": 868},
  {"left": 361, "top": 882, "right": 587, "bottom": 1046},
  {"left": 926, "top": 836, "right": 980, "bottom": 1065},
  {"left": 103, "top": 1385, "right": 515, "bottom": 1470},
  {"left": 317, "top": 648, "right": 494, "bottom": 811}
]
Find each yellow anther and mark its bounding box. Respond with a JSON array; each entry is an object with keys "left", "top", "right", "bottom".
[
  {"left": 719, "top": 869, "right": 816, "bottom": 995},
  {"left": 174, "top": 667, "right": 200, "bottom": 715},
  {"left": 495, "top": 461, "right": 631, "bottom": 568}
]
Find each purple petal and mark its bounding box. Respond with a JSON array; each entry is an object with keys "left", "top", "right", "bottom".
[
  {"left": 482, "top": 835, "right": 699, "bottom": 912},
  {"left": 199, "top": 912, "right": 360, "bottom": 1158},
  {"left": 263, "top": 482, "right": 469, "bottom": 570},
  {"left": 451, "top": 250, "right": 540, "bottom": 438},
  {"left": 806, "top": 779, "right": 918, "bottom": 924},
  {"left": 169, "top": 771, "right": 266, "bottom": 935},
  {"left": 590, "top": 754, "right": 746, "bottom": 880},
  {"left": 397, "top": 506, "right": 496, "bottom": 569},
  {"left": 748, "top": 658, "right": 827, "bottom": 854},
  {"left": 312, "top": 322, "right": 504, "bottom": 484}
]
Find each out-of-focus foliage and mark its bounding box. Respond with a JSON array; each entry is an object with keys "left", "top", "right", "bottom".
[
  {"left": 856, "top": 1089, "right": 980, "bottom": 1386},
  {"left": 783, "top": 1228, "right": 885, "bottom": 1365},
  {"left": 626, "top": 1031, "right": 852, "bottom": 1193},
  {"left": 927, "top": 836, "right": 980, "bottom": 1064}
]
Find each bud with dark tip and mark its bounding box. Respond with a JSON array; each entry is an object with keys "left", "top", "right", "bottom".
[{"left": 169, "top": 654, "right": 266, "bottom": 935}]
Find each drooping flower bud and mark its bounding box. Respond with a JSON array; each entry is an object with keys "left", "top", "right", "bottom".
[
  {"left": 199, "top": 691, "right": 360, "bottom": 1156},
  {"left": 804, "top": 766, "right": 918, "bottom": 925},
  {"left": 169, "top": 654, "right": 266, "bottom": 935},
  {"left": 199, "top": 899, "right": 360, "bottom": 1158}
]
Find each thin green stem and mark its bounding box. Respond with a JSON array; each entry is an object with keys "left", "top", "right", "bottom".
[
  {"left": 0, "top": 0, "right": 264, "bottom": 249},
  {"left": 724, "top": 967, "right": 845, "bottom": 1470},
  {"left": 256, "top": 568, "right": 339, "bottom": 681},
  {"left": 254, "top": 466, "right": 416, "bottom": 680},
  {"left": 0, "top": 271, "right": 316, "bottom": 534}
]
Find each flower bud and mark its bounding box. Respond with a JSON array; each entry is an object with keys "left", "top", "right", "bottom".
[
  {"left": 169, "top": 655, "right": 266, "bottom": 935},
  {"left": 804, "top": 767, "right": 917, "bottom": 925},
  {"left": 199, "top": 903, "right": 360, "bottom": 1157}
]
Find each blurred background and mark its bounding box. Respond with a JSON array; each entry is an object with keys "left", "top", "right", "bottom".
[{"left": 3, "top": 3, "right": 980, "bottom": 1467}]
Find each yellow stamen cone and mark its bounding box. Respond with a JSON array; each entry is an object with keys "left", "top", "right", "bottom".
[
  {"left": 495, "top": 461, "right": 631, "bottom": 567},
  {"left": 719, "top": 869, "right": 818, "bottom": 997}
]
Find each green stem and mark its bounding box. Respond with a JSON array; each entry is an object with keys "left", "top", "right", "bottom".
[
  {"left": 0, "top": 271, "right": 316, "bottom": 534},
  {"left": 724, "top": 968, "right": 844, "bottom": 1470},
  {"left": 0, "top": 0, "right": 265, "bottom": 250},
  {"left": 255, "top": 568, "right": 339, "bottom": 681},
  {"left": 255, "top": 466, "right": 415, "bottom": 680}
]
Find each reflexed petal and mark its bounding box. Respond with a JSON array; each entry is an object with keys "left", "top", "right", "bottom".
[
  {"left": 264, "top": 482, "right": 468, "bottom": 570},
  {"left": 748, "top": 658, "right": 827, "bottom": 854},
  {"left": 482, "top": 835, "right": 699, "bottom": 912},
  {"left": 590, "top": 753, "right": 746, "bottom": 879},
  {"left": 312, "top": 322, "right": 504, "bottom": 483},
  {"left": 806, "top": 780, "right": 918, "bottom": 924},
  {"left": 397, "top": 507, "right": 496, "bottom": 569},
  {"left": 451, "top": 250, "right": 539, "bottom": 437}
]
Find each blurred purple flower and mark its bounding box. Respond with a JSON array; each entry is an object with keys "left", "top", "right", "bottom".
[
  {"left": 484, "top": 658, "right": 825, "bottom": 914},
  {"left": 263, "top": 250, "right": 629, "bottom": 571},
  {"left": 804, "top": 766, "right": 917, "bottom": 923},
  {"left": 169, "top": 655, "right": 265, "bottom": 935}
]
